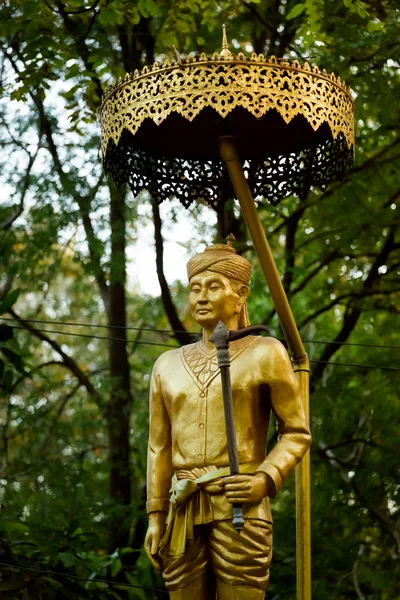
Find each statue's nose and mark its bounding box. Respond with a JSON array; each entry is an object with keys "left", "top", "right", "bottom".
[{"left": 198, "top": 288, "right": 208, "bottom": 302}]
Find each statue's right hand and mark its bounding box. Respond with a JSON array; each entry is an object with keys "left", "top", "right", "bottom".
[{"left": 144, "top": 512, "right": 166, "bottom": 572}]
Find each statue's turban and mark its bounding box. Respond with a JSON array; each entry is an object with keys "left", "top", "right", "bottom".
[{"left": 187, "top": 241, "right": 251, "bottom": 285}]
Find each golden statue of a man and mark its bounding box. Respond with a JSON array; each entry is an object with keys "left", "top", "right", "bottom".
[{"left": 145, "top": 238, "right": 311, "bottom": 599}]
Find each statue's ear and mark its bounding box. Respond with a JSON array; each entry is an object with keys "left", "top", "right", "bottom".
[{"left": 237, "top": 284, "right": 249, "bottom": 306}]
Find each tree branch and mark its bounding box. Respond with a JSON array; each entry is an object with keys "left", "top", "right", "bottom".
[
  {"left": 283, "top": 208, "right": 304, "bottom": 294},
  {"left": 54, "top": 1, "right": 103, "bottom": 105},
  {"left": 9, "top": 310, "right": 101, "bottom": 401},
  {"left": 300, "top": 284, "right": 399, "bottom": 331},
  {"left": 241, "top": 0, "right": 305, "bottom": 58},
  {"left": 318, "top": 440, "right": 400, "bottom": 552},
  {"left": 296, "top": 228, "right": 344, "bottom": 251},
  {"left": 118, "top": 19, "right": 155, "bottom": 72},
  {"left": 6, "top": 46, "right": 109, "bottom": 312},
  {"left": 352, "top": 546, "right": 366, "bottom": 600},
  {"left": 75, "top": 175, "right": 110, "bottom": 312},
  {"left": 151, "top": 197, "right": 193, "bottom": 346},
  {"left": 0, "top": 140, "right": 41, "bottom": 230},
  {"left": 290, "top": 251, "right": 340, "bottom": 297},
  {"left": 0, "top": 274, "right": 14, "bottom": 303},
  {"left": 43, "top": 0, "right": 101, "bottom": 15},
  {"left": 383, "top": 187, "right": 400, "bottom": 209},
  {"left": 0, "top": 397, "right": 12, "bottom": 474},
  {"left": 310, "top": 227, "right": 397, "bottom": 384}
]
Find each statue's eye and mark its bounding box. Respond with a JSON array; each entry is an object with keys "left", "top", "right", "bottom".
[
  {"left": 210, "top": 285, "right": 220, "bottom": 291},
  {"left": 190, "top": 287, "right": 201, "bottom": 293}
]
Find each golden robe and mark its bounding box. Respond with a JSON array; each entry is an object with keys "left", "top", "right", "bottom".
[{"left": 147, "top": 335, "right": 311, "bottom": 521}]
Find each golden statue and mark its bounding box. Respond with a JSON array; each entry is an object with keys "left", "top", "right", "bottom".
[{"left": 145, "top": 237, "right": 311, "bottom": 599}]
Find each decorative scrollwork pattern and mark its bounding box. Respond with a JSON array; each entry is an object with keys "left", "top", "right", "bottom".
[
  {"left": 100, "top": 52, "right": 354, "bottom": 207},
  {"left": 100, "top": 52, "right": 354, "bottom": 158},
  {"left": 104, "top": 133, "right": 353, "bottom": 208}
]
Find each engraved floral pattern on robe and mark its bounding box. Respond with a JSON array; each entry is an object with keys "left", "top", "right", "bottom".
[{"left": 181, "top": 337, "right": 257, "bottom": 393}]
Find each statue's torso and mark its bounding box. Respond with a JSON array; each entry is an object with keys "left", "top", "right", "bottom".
[{"left": 156, "top": 336, "right": 278, "bottom": 471}]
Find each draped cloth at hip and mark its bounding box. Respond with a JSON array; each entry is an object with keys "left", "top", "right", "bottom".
[{"left": 159, "top": 463, "right": 262, "bottom": 558}]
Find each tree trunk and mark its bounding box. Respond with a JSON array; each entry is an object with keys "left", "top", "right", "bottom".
[
  {"left": 216, "top": 200, "right": 247, "bottom": 246},
  {"left": 106, "top": 180, "right": 133, "bottom": 547}
]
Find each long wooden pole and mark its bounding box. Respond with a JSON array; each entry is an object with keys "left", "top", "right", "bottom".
[{"left": 219, "top": 135, "right": 312, "bottom": 600}]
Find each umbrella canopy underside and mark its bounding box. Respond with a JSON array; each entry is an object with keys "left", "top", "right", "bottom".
[{"left": 100, "top": 53, "right": 354, "bottom": 208}]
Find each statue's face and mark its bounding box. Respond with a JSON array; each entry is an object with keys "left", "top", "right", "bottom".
[{"left": 189, "top": 270, "right": 246, "bottom": 329}]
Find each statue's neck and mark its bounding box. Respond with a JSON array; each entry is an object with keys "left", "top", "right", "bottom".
[
  {"left": 202, "top": 328, "right": 212, "bottom": 346},
  {"left": 201, "top": 315, "right": 240, "bottom": 348}
]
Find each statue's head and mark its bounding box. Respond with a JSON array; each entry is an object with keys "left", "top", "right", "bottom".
[{"left": 187, "top": 235, "right": 251, "bottom": 331}]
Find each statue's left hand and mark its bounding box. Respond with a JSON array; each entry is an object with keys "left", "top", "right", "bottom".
[
  {"left": 144, "top": 512, "right": 165, "bottom": 571},
  {"left": 221, "top": 472, "right": 268, "bottom": 504}
]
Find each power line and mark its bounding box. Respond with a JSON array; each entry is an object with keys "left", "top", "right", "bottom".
[
  {"left": 1, "top": 316, "right": 399, "bottom": 350},
  {"left": 308, "top": 359, "right": 399, "bottom": 372},
  {"left": 4, "top": 324, "right": 400, "bottom": 372},
  {"left": 303, "top": 338, "right": 400, "bottom": 350},
  {"left": 0, "top": 561, "right": 168, "bottom": 594},
  {"left": 0, "top": 316, "right": 187, "bottom": 336},
  {"left": 6, "top": 324, "right": 178, "bottom": 349}
]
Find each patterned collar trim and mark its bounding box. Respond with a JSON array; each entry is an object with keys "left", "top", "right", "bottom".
[{"left": 181, "top": 337, "right": 257, "bottom": 392}]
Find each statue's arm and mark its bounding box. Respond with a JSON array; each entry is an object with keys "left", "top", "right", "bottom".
[
  {"left": 256, "top": 341, "right": 311, "bottom": 498},
  {"left": 146, "top": 363, "right": 172, "bottom": 514},
  {"left": 145, "top": 363, "right": 172, "bottom": 570}
]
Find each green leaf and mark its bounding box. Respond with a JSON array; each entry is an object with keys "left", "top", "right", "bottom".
[
  {"left": 5, "top": 521, "right": 30, "bottom": 535},
  {"left": 2, "top": 368, "right": 13, "bottom": 391},
  {"left": 65, "top": 63, "right": 81, "bottom": 79},
  {"left": 286, "top": 3, "right": 306, "bottom": 20},
  {"left": 137, "top": 0, "right": 159, "bottom": 19},
  {"left": 0, "top": 289, "right": 20, "bottom": 314},
  {"left": 367, "top": 20, "right": 385, "bottom": 33},
  {"left": 38, "top": 576, "right": 64, "bottom": 590},
  {"left": 1, "top": 348, "right": 25, "bottom": 373},
  {"left": 120, "top": 547, "right": 137, "bottom": 554},
  {"left": 58, "top": 552, "right": 77, "bottom": 567},
  {"left": 123, "top": 575, "right": 146, "bottom": 600},
  {"left": 0, "top": 579, "right": 26, "bottom": 591},
  {"left": 111, "top": 557, "right": 122, "bottom": 577}
]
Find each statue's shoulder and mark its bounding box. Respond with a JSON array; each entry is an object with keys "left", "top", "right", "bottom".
[
  {"left": 251, "top": 335, "right": 289, "bottom": 361},
  {"left": 152, "top": 342, "right": 199, "bottom": 375},
  {"left": 153, "top": 346, "right": 183, "bottom": 372}
]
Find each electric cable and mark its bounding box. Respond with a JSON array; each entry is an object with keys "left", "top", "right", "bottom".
[
  {"left": 308, "top": 359, "right": 399, "bottom": 371},
  {"left": 5, "top": 324, "right": 179, "bottom": 349},
  {"left": 1, "top": 316, "right": 399, "bottom": 350},
  {"left": 0, "top": 316, "right": 185, "bottom": 335},
  {"left": 3, "top": 324, "right": 400, "bottom": 372},
  {"left": 0, "top": 561, "right": 168, "bottom": 594}
]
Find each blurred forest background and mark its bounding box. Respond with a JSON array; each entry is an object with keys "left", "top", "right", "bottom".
[{"left": 0, "top": 0, "right": 399, "bottom": 598}]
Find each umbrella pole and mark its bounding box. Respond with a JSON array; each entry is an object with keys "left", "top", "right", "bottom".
[{"left": 219, "top": 135, "right": 312, "bottom": 600}]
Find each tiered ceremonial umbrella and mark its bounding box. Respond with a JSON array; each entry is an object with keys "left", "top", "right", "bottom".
[{"left": 100, "top": 27, "right": 355, "bottom": 600}]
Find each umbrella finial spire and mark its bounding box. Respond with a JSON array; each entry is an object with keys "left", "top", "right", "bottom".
[
  {"left": 220, "top": 24, "right": 232, "bottom": 59},
  {"left": 226, "top": 233, "right": 236, "bottom": 247}
]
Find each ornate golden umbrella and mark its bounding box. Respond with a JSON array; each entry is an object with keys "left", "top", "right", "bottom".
[{"left": 100, "top": 27, "right": 354, "bottom": 600}]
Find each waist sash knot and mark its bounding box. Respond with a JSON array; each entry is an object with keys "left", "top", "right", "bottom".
[{"left": 159, "top": 462, "right": 259, "bottom": 558}]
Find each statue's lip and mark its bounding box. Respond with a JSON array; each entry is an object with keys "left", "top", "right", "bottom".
[{"left": 197, "top": 308, "right": 211, "bottom": 314}]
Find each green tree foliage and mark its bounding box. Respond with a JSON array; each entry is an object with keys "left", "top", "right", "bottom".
[{"left": 0, "top": 0, "right": 399, "bottom": 598}]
